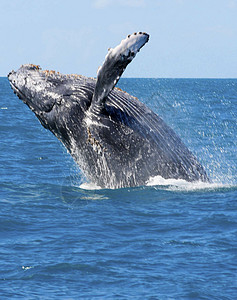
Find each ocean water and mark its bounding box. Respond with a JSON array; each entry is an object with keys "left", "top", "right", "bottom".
[{"left": 0, "top": 77, "right": 236, "bottom": 299}]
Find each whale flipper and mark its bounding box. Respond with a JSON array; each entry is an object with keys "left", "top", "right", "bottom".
[{"left": 89, "top": 32, "right": 149, "bottom": 114}]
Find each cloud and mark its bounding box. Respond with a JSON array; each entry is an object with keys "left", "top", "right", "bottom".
[{"left": 93, "top": 0, "right": 145, "bottom": 9}]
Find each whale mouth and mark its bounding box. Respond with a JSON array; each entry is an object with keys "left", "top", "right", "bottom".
[
  {"left": 9, "top": 80, "right": 27, "bottom": 102},
  {"left": 8, "top": 71, "right": 56, "bottom": 114},
  {"left": 8, "top": 70, "right": 29, "bottom": 103}
]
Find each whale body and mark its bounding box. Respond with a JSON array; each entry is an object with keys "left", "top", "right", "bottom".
[{"left": 8, "top": 32, "right": 209, "bottom": 188}]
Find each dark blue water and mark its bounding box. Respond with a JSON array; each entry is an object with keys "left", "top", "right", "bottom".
[{"left": 1, "top": 77, "right": 236, "bottom": 299}]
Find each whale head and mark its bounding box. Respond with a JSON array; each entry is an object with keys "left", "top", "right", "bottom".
[
  {"left": 8, "top": 64, "right": 94, "bottom": 145},
  {"left": 8, "top": 65, "right": 60, "bottom": 115}
]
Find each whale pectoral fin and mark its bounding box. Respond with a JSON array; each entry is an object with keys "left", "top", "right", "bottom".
[{"left": 89, "top": 32, "right": 149, "bottom": 114}]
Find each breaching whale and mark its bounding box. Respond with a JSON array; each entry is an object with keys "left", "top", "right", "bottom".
[{"left": 8, "top": 32, "right": 209, "bottom": 188}]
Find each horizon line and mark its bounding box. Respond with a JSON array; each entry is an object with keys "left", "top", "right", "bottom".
[{"left": 1, "top": 76, "right": 237, "bottom": 80}]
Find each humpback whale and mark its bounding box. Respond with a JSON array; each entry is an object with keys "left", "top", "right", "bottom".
[{"left": 8, "top": 32, "right": 209, "bottom": 188}]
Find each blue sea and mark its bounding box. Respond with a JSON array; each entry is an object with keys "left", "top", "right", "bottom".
[{"left": 0, "top": 77, "right": 236, "bottom": 299}]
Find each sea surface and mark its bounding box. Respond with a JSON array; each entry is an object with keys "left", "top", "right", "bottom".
[{"left": 0, "top": 77, "right": 236, "bottom": 299}]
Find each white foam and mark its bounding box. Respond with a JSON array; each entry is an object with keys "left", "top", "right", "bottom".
[
  {"left": 22, "top": 265, "right": 34, "bottom": 270},
  {"left": 146, "top": 175, "right": 232, "bottom": 192},
  {"left": 78, "top": 177, "right": 234, "bottom": 191},
  {"left": 79, "top": 182, "right": 102, "bottom": 190}
]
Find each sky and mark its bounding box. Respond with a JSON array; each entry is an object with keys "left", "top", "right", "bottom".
[{"left": 1, "top": 0, "right": 237, "bottom": 78}]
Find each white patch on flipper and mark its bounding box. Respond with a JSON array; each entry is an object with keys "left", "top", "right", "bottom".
[
  {"left": 97, "top": 66, "right": 102, "bottom": 75},
  {"left": 89, "top": 32, "right": 149, "bottom": 115},
  {"left": 106, "top": 32, "right": 149, "bottom": 61}
]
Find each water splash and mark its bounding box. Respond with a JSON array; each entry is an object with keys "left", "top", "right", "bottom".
[
  {"left": 68, "top": 79, "right": 236, "bottom": 191},
  {"left": 79, "top": 182, "right": 102, "bottom": 190},
  {"left": 146, "top": 175, "right": 234, "bottom": 192},
  {"left": 77, "top": 175, "right": 235, "bottom": 192}
]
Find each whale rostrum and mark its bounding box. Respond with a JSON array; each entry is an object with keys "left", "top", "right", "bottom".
[{"left": 8, "top": 32, "right": 209, "bottom": 188}]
